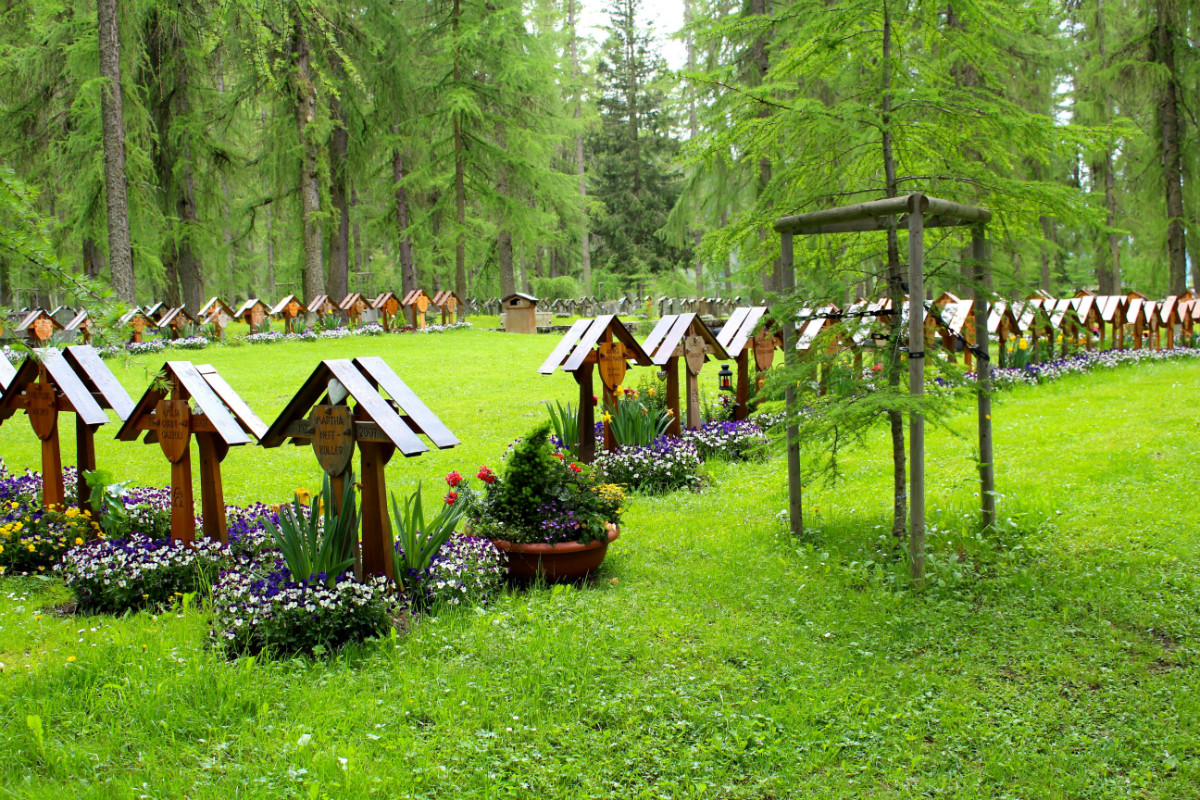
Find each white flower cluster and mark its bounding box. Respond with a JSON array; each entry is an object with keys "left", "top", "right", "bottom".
[
  {"left": 977, "top": 346, "right": 1200, "bottom": 389},
  {"left": 682, "top": 421, "right": 770, "bottom": 462},
  {"left": 415, "top": 321, "right": 473, "bottom": 334},
  {"left": 244, "top": 331, "right": 286, "bottom": 344},
  {"left": 421, "top": 534, "right": 506, "bottom": 607},
  {"left": 170, "top": 336, "right": 209, "bottom": 350},
  {"left": 59, "top": 533, "right": 230, "bottom": 614},
  {"left": 594, "top": 440, "right": 702, "bottom": 494},
  {"left": 319, "top": 327, "right": 352, "bottom": 340},
  {"left": 356, "top": 323, "right": 385, "bottom": 336},
  {"left": 212, "top": 564, "right": 400, "bottom": 655},
  {"left": 125, "top": 339, "right": 168, "bottom": 355},
  {"left": 2, "top": 347, "right": 21, "bottom": 364}
]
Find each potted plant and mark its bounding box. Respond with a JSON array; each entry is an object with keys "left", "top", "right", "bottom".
[{"left": 462, "top": 423, "right": 625, "bottom": 582}]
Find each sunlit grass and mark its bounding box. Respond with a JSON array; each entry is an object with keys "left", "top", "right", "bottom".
[{"left": 0, "top": 330, "right": 1197, "bottom": 798}]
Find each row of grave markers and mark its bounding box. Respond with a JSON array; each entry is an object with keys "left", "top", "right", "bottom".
[
  {"left": 5, "top": 291, "right": 465, "bottom": 348},
  {"left": 0, "top": 347, "right": 458, "bottom": 581}
]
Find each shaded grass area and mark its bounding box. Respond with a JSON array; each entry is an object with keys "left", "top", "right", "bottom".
[{"left": 1, "top": 330, "right": 1198, "bottom": 798}]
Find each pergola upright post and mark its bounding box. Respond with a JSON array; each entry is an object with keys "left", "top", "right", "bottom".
[
  {"left": 907, "top": 195, "right": 926, "bottom": 587},
  {"left": 780, "top": 236, "right": 803, "bottom": 537},
  {"left": 972, "top": 226, "right": 996, "bottom": 530}
]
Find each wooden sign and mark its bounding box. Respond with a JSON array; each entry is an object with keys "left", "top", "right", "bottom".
[
  {"left": 416, "top": 294, "right": 429, "bottom": 313},
  {"left": 26, "top": 381, "right": 57, "bottom": 440},
  {"left": 754, "top": 333, "right": 776, "bottom": 371},
  {"left": 311, "top": 404, "right": 356, "bottom": 476},
  {"left": 156, "top": 399, "right": 192, "bottom": 463},
  {"left": 444, "top": 295, "right": 457, "bottom": 314},
  {"left": 598, "top": 341, "right": 627, "bottom": 392},
  {"left": 32, "top": 318, "right": 54, "bottom": 343},
  {"left": 684, "top": 335, "right": 706, "bottom": 375}
]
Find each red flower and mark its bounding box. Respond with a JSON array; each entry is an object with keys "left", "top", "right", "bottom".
[
  {"left": 592, "top": 394, "right": 599, "bottom": 407},
  {"left": 476, "top": 466, "right": 496, "bottom": 484},
  {"left": 445, "top": 491, "right": 459, "bottom": 505},
  {"left": 569, "top": 463, "right": 582, "bottom": 472},
  {"left": 446, "top": 471, "right": 463, "bottom": 488},
  {"left": 552, "top": 453, "right": 564, "bottom": 460}
]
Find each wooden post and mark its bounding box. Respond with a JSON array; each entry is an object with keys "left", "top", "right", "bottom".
[
  {"left": 27, "top": 376, "right": 65, "bottom": 508},
  {"left": 358, "top": 441, "right": 395, "bottom": 581},
  {"left": 907, "top": 195, "right": 926, "bottom": 587},
  {"left": 734, "top": 350, "right": 749, "bottom": 421},
  {"left": 972, "top": 226, "right": 995, "bottom": 531},
  {"left": 665, "top": 357, "right": 682, "bottom": 437},
  {"left": 780, "top": 236, "right": 803, "bottom": 538},
  {"left": 575, "top": 363, "right": 596, "bottom": 464},
  {"left": 75, "top": 419, "right": 98, "bottom": 511},
  {"left": 158, "top": 392, "right": 196, "bottom": 545},
  {"left": 196, "top": 435, "right": 230, "bottom": 545}
]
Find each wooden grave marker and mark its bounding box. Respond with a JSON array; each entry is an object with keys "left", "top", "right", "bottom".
[
  {"left": 0, "top": 346, "right": 135, "bottom": 509},
  {"left": 116, "top": 361, "right": 266, "bottom": 544},
  {"left": 142, "top": 302, "right": 168, "bottom": 325},
  {"left": 372, "top": 291, "right": 402, "bottom": 331},
  {"left": 234, "top": 299, "right": 271, "bottom": 334},
  {"left": 399, "top": 290, "right": 431, "bottom": 330},
  {"left": 339, "top": 293, "right": 368, "bottom": 326},
  {"left": 641, "top": 313, "right": 730, "bottom": 433},
  {"left": 157, "top": 307, "right": 196, "bottom": 340},
  {"left": 199, "top": 298, "right": 235, "bottom": 342},
  {"left": 715, "top": 307, "right": 780, "bottom": 420},
  {"left": 433, "top": 290, "right": 462, "bottom": 324},
  {"left": 64, "top": 310, "right": 93, "bottom": 345},
  {"left": 270, "top": 295, "right": 307, "bottom": 334},
  {"left": 260, "top": 357, "right": 460, "bottom": 579},
  {"left": 539, "top": 316, "right": 653, "bottom": 461},
  {"left": 14, "top": 310, "right": 63, "bottom": 347},
  {"left": 118, "top": 308, "right": 151, "bottom": 343}
]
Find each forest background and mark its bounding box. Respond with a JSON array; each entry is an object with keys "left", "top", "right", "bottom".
[{"left": 0, "top": 0, "right": 1196, "bottom": 314}]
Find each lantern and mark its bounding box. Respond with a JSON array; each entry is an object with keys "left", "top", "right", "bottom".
[{"left": 718, "top": 363, "right": 734, "bottom": 393}]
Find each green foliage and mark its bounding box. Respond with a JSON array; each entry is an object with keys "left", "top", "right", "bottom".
[
  {"left": 487, "top": 423, "right": 562, "bottom": 532},
  {"left": 529, "top": 276, "right": 582, "bottom": 300},
  {"left": 260, "top": 473, "right": 359, "bottom": 584},
  {"left": 603, "top": 394, "right": 670, "bottom": 447},
  {"left": 389, "top": 483, "right": 467, "bottom": 596},
  {"left": 82, "top": 469, "right": 131, "bottom": 537},
  {"left": 544, "top": 400, "right": 580, "bottom": 460}
]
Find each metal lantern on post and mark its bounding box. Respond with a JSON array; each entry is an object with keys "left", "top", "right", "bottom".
[{"left": 717, "top": 364, "right": 734, "bottom": 393}]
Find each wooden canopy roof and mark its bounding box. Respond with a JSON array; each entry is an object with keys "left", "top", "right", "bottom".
[
  {"left": 64, "top": 309, "right": 90, "bottom": 331},
  {"left": 502, "top": 292, "right": 539, "bottom": 304},
  {"left": 0, "top": 346, "right": 134, "bottom": 425},
  {"left": 260, "top": 357, "right": 459, "bottom": 455},
  {"left": 432, "top": 290, "right": 460, "bottom": 306},
  {"left": 198, "top": 297, "right": 234, "bottom": 318},
  {"left": 158, "top": 307, "right": 195, "bottom": 328},
  {"left": 339, "top": 293, "right": 366, "bottom": 311},
  {"left": 118, "top": 308, "right": 149, "bottom": 326},
  {"left": 142, "top": 302, "right": 167, "bottom": 322},
  {"left": 15, "top": 309, "right": 61, "bottom": 333},
  {"left": 717, "top": 307, "right": 769, "bottom": 355},
  {"left": 270, "top": 295, "right": 306, "bottom": 316},
  {"left": 1096, "top": 295, "right": 1126, "bottom": 322},
  {"left": 399, "top": 290, "right": 428, "bottom": 307},
  {"left": 116, "top": 361, "right": 266, "bottom": 446},
  {"left": 641, "top": 313, "right": 730, "bottom": 366},
  {"left": 307, "top": 294, "right": 332, "bottom": 312},
  {"left": 234, "top": 298, "right": 269, "bottom": 317},
  {"left": 538, "top": 315, "right": 653, "bottom": 375},
  {"left": 774, "top": 193, "right": 991, "bottom": 235},
  {"left": 0, "top": 355, "right": 14, "bottom": 390}
]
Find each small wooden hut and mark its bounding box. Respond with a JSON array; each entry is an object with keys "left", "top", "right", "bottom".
[{"left": 502, "top": 293, "right": 540, "bottom": 334}]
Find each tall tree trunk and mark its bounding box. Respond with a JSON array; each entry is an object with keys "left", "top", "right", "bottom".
[
  {"left": 1153, "top": 0, "right": 1186, "bottom": 294},
  {"left": 82, "top": 238, "right": 104, "bottom": 279},
  {"left": 750, "top": 0, "right": 777, "bottom": 293},
  {"left": 392, "top": 140, "right": 418, "bottom": 296},
  {"left": 97, "top": 0, "right": 135, "bottom": 303},
  {"left": 567, "top": 0, "right": 591, "bottom": 295},
  {"left": 266, "top": 201, "right": 276, "bottom": 294},
  {"left": 685, "top": 0, "right": 704, "bottom": 297},
  {"left": 1090, "top": 0, "right": 1120, "bottom": 294},
  {"left": 496, "top": 123, "right": 516, "bottom": 297},
  {"left": 352, "top": 188, "right": 363, "bottom": 274},
  {"left": 328, "top": 67, "right": 350, "bottom": 300},
  {"left": 0, "top": 257, "right": 11, "bottom": 305},
  {"left": 881, "top": 1, "right": 906, "bottom": 543},
  {"left": 1040, "top": 216, "right": 1054, "bottom": 293},
  {"left": 453, "top": 0, "right": 466, "bottom": 319},
  {"left": 293, "top": 14, "right": 325, "bottom": 301}
]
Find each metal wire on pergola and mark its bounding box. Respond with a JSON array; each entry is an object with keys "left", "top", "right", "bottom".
[{"left": 774, "top": 192, "right": 996, "bottom": 585}]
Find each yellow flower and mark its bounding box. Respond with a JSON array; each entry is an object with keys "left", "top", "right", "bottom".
[
  {"left": 294, "top": 488, "right": 313, "bottom": 505},
  {"left": 601, "top": 412, "right": 613, "bottom": 423},
  {"left": 74, "top": 538, "right": 83, "bottom": 546},
  {"left": 67, "top": 656, "right": 76, "bottom": 663},
  {"left": 647, "top": 388, "right": 656, "bottom": 397},
  {"left": 1018, "top": 338, "right": 1028, "bottom": 351}
]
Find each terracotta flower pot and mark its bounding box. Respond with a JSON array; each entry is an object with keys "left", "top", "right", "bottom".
[{"left": 491, "top": 524, "right": 620, "bottom": 583}]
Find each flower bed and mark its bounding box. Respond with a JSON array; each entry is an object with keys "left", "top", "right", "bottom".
[
  {"left": 682, "top": 419, "right": 770, "bottom": 462},
  {"left": 593, "top": 436, "right": 703, "bottom": 495},
  {"left": 211, "top": 558, "right": 399, "bottom": 656},
  {"left": 968, "top": 346, "right": 1200, "bottom": 390},
  {"left": 413, "top": 533, "right": 505, "bottom": 607},
  {"left": 60, "top": 533, "right": 231, "bottom": 614}
]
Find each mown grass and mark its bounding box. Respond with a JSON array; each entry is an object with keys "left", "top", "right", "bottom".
[{"left": 0, "top": 329, "right": 1198, "bottom": 798}]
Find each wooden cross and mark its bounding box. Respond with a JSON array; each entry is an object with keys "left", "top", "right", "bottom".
[
  {"left": 0, "top": 346, "right": 135, "bottom": 510},
  {"left": 538, "top": 315, "right": 654, "bottom": 462},
  {"left": 116, "top": 362, "right": 265, "bottom": 544},
  {"left": 642, "top": 313, "right": 731, "bottom": 433},
  {"left": 261, "top": 357, "right": 460, "bottom": 578},
  {"left": 433, "top": 291, "right": 461, "bottom": 325}
]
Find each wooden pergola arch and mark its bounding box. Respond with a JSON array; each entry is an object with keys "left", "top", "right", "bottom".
[{"left": 775, "top": 192, "right": 995, "bottom": 585}]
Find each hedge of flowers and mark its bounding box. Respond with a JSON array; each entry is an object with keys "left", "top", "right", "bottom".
[
  {"left": 418, "top": 533, "right": 506, "bottom": 607},
  {"left": 593, "top": 436, "right": 703, "bottom": 495},
  {"left": 241, "top": 320, "right": 472, "bottom": 346},
  {"left": 967, "top": 345, "right": 1200, "bottom": 390},
  {"left": 682, "top": 419, "right": 770, "bottom": 462}
]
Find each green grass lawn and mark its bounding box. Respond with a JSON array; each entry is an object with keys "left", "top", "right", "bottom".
[{"left": 1, "top": 328, "right": 1198, "bottom": 798}]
